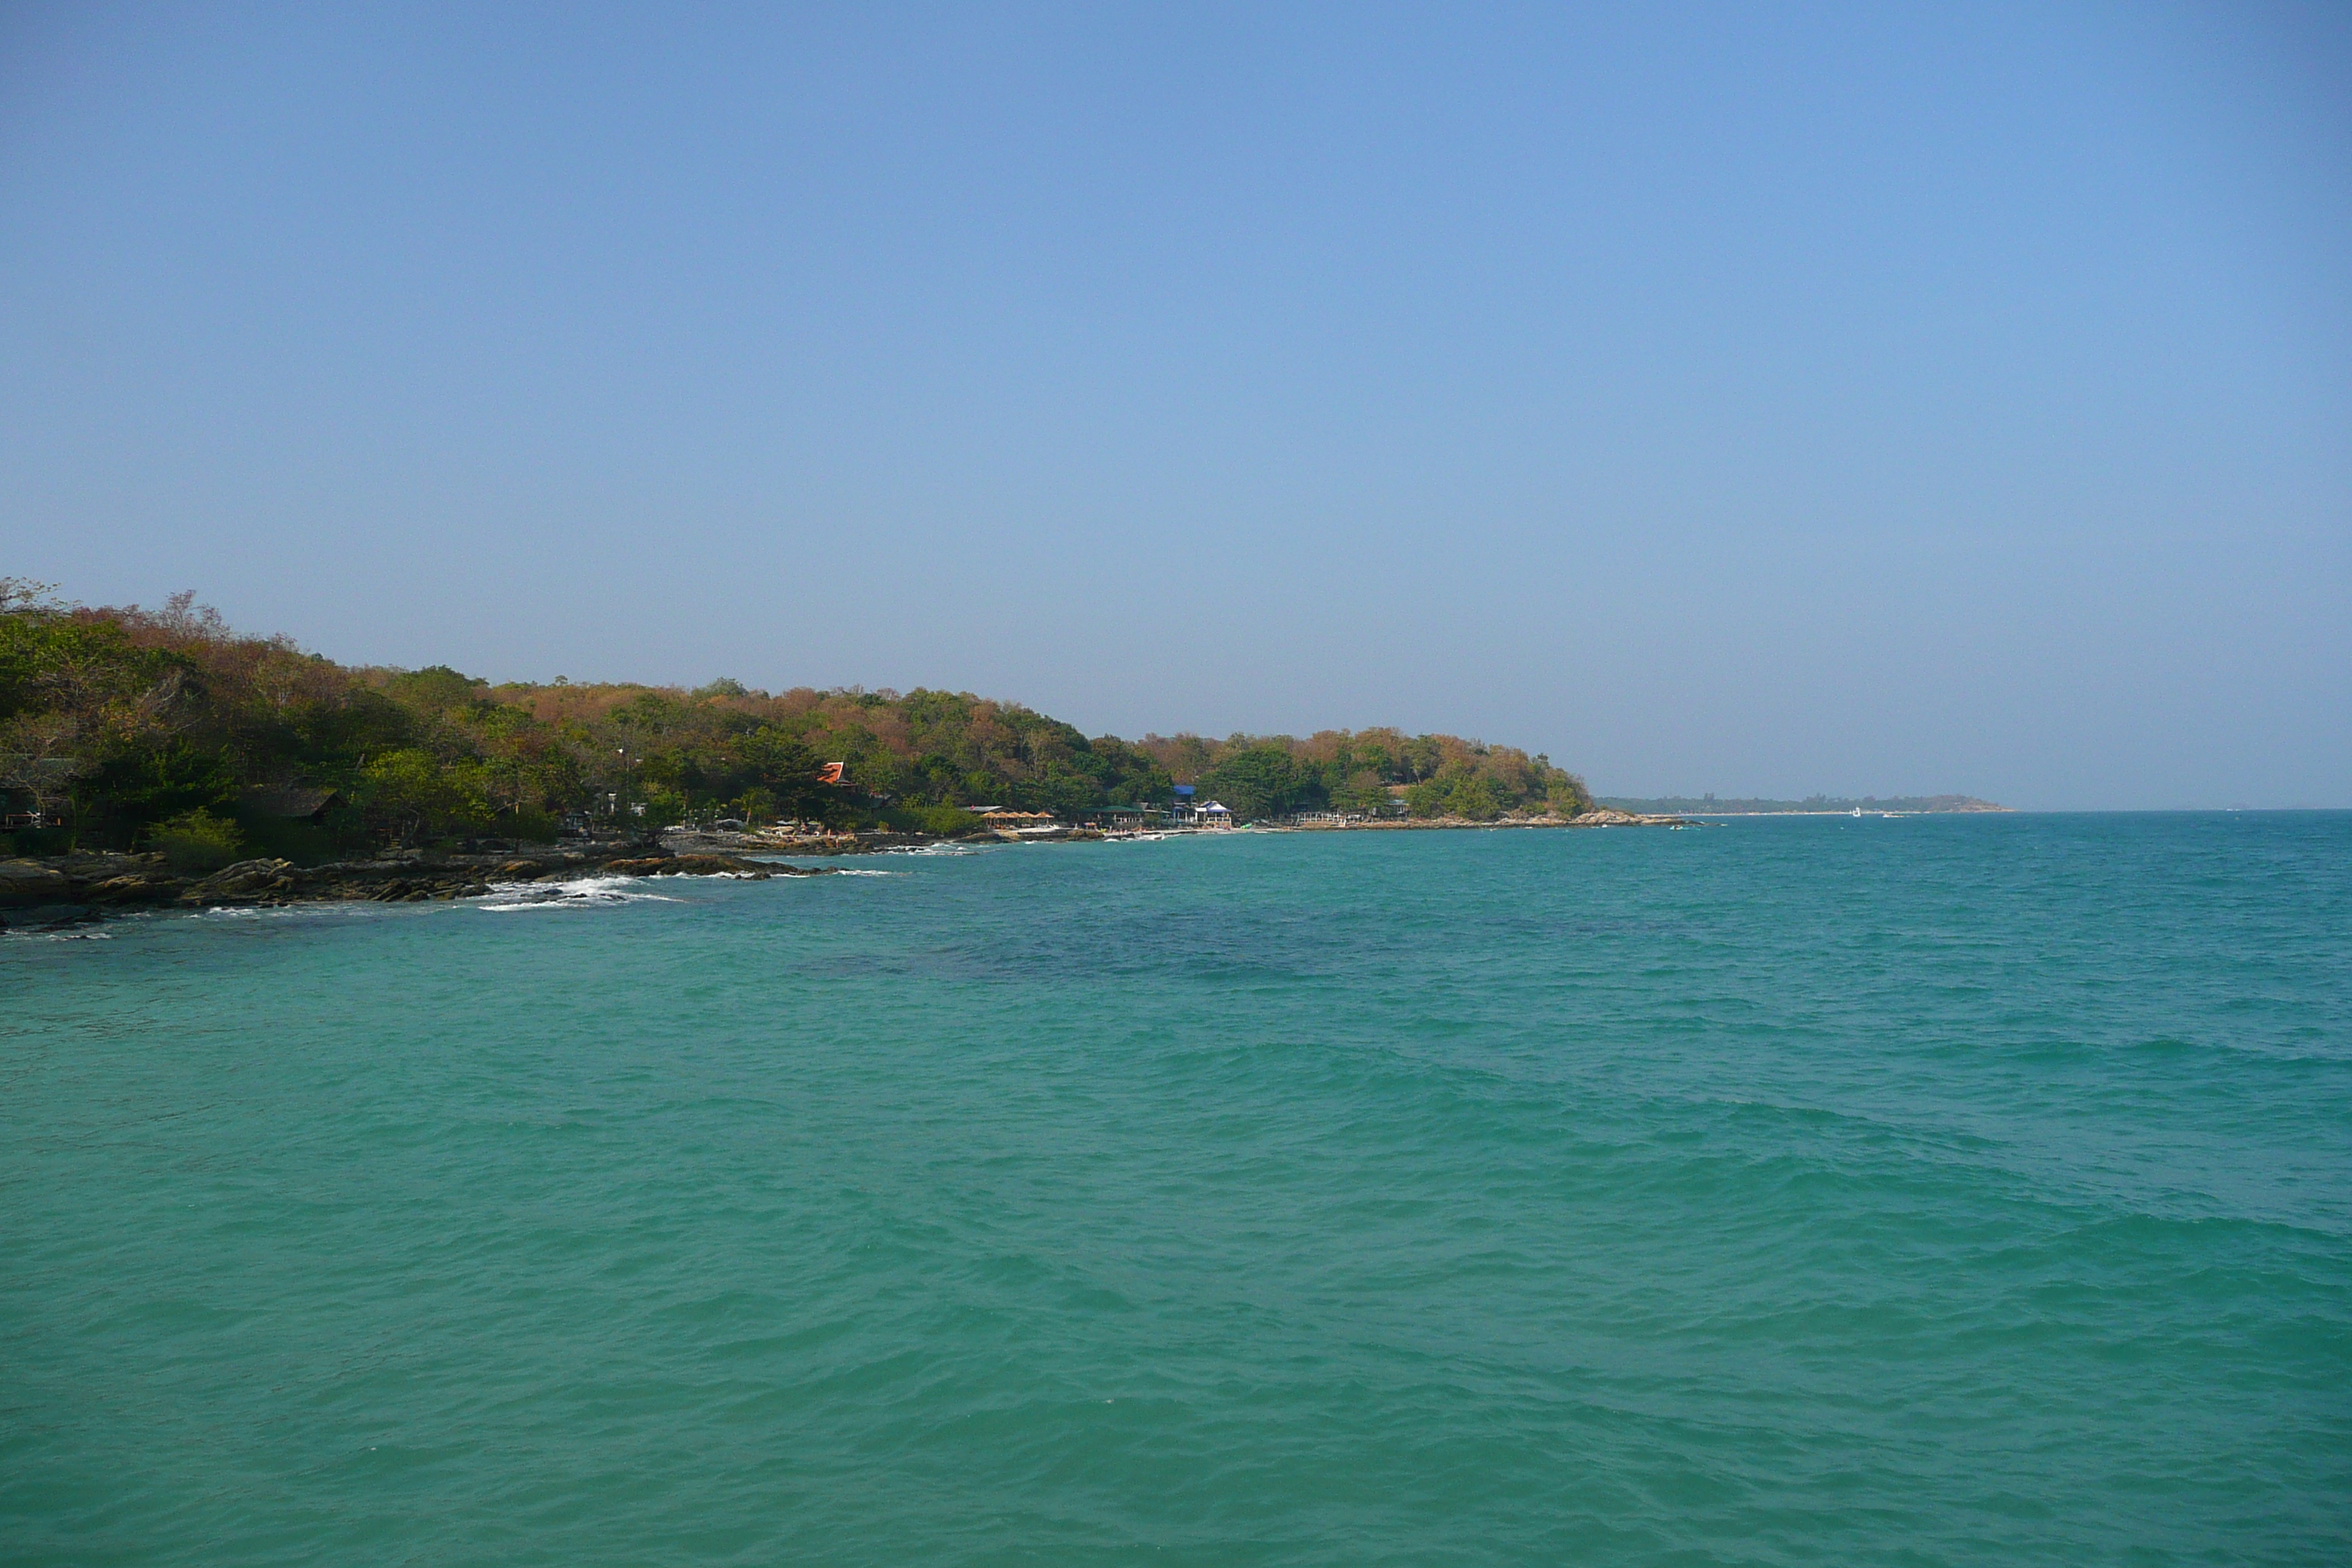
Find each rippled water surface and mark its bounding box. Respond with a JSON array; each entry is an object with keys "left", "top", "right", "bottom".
[{"left": 4, "top": 814, "right": 2348, "bottom": 1564}]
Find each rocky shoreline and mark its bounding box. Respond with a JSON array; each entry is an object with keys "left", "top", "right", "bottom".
[
  {"left": 0, "top": 841, "right": 833, "bottom": 932},
  {"left": 671, "top": 807, "right": 1686, "bottom": 852},
  {"left": 3, "top": 809, "right": 1689, "bottom": 932}
]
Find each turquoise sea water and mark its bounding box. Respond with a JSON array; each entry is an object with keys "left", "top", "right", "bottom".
[{"left": 4, "top": 813, "right": 2348, "bottom": 1565}]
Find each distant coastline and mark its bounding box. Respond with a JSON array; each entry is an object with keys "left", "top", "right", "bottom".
[
  {"left": 3, "top": 584, "right": 1686, "bottom": 931},
  {"left": 1597, "top": 794, "right": 2007, "bottom": 816},
  {"left": 1, "top": 807, "right": 1700, "bottom": 930},
  {"left": 0, "top": 583, "right": 1600, "bottom": 867}
]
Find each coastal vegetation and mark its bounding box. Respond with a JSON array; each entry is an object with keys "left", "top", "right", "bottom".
[
  {"left": 1144, "top": 731, "right": 1588, "bottom": 823},
  {"left": 1, "top": 584, "right": 1592, "bottom": 858}
]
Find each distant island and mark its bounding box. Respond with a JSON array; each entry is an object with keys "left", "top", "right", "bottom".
[
  {"left": 1599, "top": 794, "right": 2008, "bottom": 815},
  {"left": 1, "top": 583, "right": 1604, "bottom": 874}
]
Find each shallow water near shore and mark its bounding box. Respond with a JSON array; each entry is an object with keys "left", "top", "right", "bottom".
[{"left": 4, "top": 813, "right": 2349, "bottom": 1565}]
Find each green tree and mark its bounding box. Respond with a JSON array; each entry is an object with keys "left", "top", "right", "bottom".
[
  {"left": 1444, "top": 775, "right": 1503, "bottom": 821},
  {"left": 1329, "top": 769, "right": 1390, "bottom": 814},
  {"left": 1403, "top": 779, "right": 1450, "bottom": 817},
  {"left": 1199, "top": 745, "right": 1313, "bottom": 820},
  {"left": 1545, "top": 777, "right": 1592, "bottom": 817},
  {"left": 146, "top": 807, "right": 246, "bottom": 873},
  {"left": 361, "top": 748, "right": 491, "bottom": 845},
  {"left": 383, "top": 666, "right": 480, "bottom": 712}
]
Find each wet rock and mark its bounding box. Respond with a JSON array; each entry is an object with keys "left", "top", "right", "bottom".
[
  {"left": 0, "top": 902, "right": 95, "bottom": 929},
  {"left": 4, "top": 836, "right": 834, "bottom": 923},
  {"left": 658, "top": 854, "right": 750, "bottom": 875},
  {"left": 0, "top": 858, "right": 69, "bottom": 903},
  {"left": 192, "top": 859, "right": 300, "bottom": 898},
  {"left": 83, "top": 874, "right": 175, "bottom": 902}
]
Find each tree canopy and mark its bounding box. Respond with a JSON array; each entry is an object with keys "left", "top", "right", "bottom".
[
  {"left": 1172, "top": 728, "right": 1588, "bottom": 822},
  {"left": 1, "top": 584, "right": 1591, "bottom": 857}
]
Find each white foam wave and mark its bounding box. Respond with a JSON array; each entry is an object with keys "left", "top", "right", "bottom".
[{"left": 474, "top": 876, "right": 683, "bottom": 912}]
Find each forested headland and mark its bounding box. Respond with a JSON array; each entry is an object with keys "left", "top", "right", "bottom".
[{"left": 1, "top": 584, "right": 1593, "bottom": 864}]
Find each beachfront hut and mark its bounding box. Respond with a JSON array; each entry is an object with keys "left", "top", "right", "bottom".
[{"left": 973, "top": 808, "right": 1059, "bottom": 830}]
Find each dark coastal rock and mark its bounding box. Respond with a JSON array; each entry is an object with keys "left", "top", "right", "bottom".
[
  {"left": 83, "top": 874, "right": 179, "bottom": 902},
  {"left": 0, "top": 902, "right": 97, "bottom": 930},
  {"left": 663, "top": 854, "right": 749, "bottom": 875},
  {"left": 2, "top": 837, "right": 832, "bottom": 922},
  {"left": 367, "top": 880, "right": 440, "bottom": 902},
  {"left": 64, "top": 850, "right": 169, "bottom": 874},
  {"left": 176, "top": 859, "right": 301, "bottom": 905},
  {"left": 603, "top": 852, "right": 813, "bottom": 878},
  {"left": 206, "top": 858, "right": 298, "bottom": 886},
  {"left": 0, "top": 858, "right": 70, "bottom": 903}
]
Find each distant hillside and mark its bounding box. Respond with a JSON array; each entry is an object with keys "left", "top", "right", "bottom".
[
  {"left": 1, "top": 581, "right": 1592, "bottom": 856},
  {"left": 1597, "top": 794, "right": 2007, "bottom": 815}
]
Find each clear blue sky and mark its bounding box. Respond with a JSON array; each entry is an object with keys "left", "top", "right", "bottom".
[{"left": 4, "top": 3, "right": 2346, "bottom": 807}]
